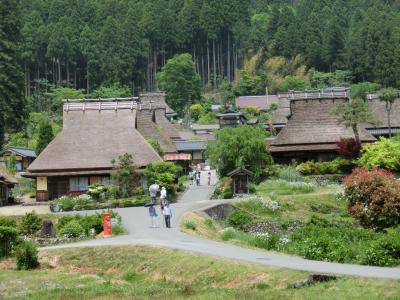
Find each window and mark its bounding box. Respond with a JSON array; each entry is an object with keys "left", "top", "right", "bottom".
[
  {"left": 16, "top": 161, "right": 23, "bottom": 172},
  {"left": 69, "top": 177, "right": 89, "bottom": 192}
]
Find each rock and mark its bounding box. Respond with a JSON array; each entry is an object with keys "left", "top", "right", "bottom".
[
  {"left": 309, "top": 274, "right": 337, "bottom": 283},
  {"left": 49, "top": 203, "right": 60, "bottom": 212},
  {"left": 291, "top": 274, "right": 337, "bottom": 289},
  {"left": 40, "top": 220, "right": 56, "bottom": 238}
]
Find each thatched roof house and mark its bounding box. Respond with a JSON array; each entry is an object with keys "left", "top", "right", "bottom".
[
  {"left": 270, "top": 97, "right": 376, "bottom": 162},
  {"left": 136, "top": 92, "right": 181, "bottom": 153},
  {"left": 0, "top": 165, "right": 18, "bottom": 205},
  {"left": 25, "top": 98, "right": 164, "bottom": 200},
  {"left": 364, "top": 94, "right": 400, "bottom": 137}
]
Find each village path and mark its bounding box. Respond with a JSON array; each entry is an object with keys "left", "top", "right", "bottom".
[{"left": 42, "top": 170, "right": 400, "bottom": 280}]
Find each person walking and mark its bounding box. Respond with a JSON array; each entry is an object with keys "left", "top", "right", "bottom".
[
  {"left": 195, "top": 172, "right": 200, "bottom": 186},
  {"left": 207, "top": 171, "right": 211, "bottom": 186},
  {"left": 149, "top": 184, "right": 158, "bottom": 202},
  {"left": 163, "top": 203, "right": 172, "bottom": 228},
  {"left": 160, "top": 187, "right": 167, "bottom": 210},
  {"left": 149, "top": 205, "right": 157, "bottom": 228}
]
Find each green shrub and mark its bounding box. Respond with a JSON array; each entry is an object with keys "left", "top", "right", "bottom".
[
  {"left": 221, "top": 228, "right": 236, "bottom": 241},
  {"left": 0, "top": 216, "right": 17, "bottom": 228},
  {"left": 250, "top": 233, "right": 280, "bottom": 250},
  {"left": 133, "top": 186, "right": 146, "bottom": 196},
  {"left": 297, "top": 158, "right": 355, "bottom": 175},
  {"left": 144, "top": 161, "right": 182, "bottom": 196},
  {"left": 112, "top": 224, "right": 125, "bottom": 235},
  {"left": 59, "top": 220, "right": 86, "bottom": 238},
  {"left": 134, "top": 197, "right": 149, "bottom": 206},
  {"left": 204, "top": 219, "right": 215, "bottom": 229},
  {"left": 358, "top": 137, "right": 400, "bottom": 172},
  {"left": 248, "top": 184, "right": 256, "bottom": 194},
  {"left": 227, "top": 210, "right": 252, "bottom": 230},
  {"left": 54, "top": 196, "right": 77, "bottom": 211},
  {"left": 56, "top": 215, "right": 76, "bottom": 231},
  {"left": 0, "top": 226, "right": 19, "bottom": 258},
  {"left": 14, "top": 241, "right": 40, "bottom": 270},
  {"left": 78, "top": 215, "right": 103, "bottom": 235},
  {"left": 183, "top": 220, "right": 197, "bottom": 230},
  {"left": 87, "top": 183, "right": 108, "bottom": 201},
  {"left": 178, "top": 176, "right": 189, "bottom": 185},
  {"left": 277, "top": 165, "right": 304, "bottom": 182},
  {"left": 357, "top": 229, "right": 400, "bottom": 266},
  {"left": 19, "top": 211, "right": 42, "bottom": 235},
  {"left": 223, "top": 185, "right": 233, "bottom": 199}
]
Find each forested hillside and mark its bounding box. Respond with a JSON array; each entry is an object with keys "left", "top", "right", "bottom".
[
  {"left": 1, "top": 0, "right": 400, "bottom": 149},
  {"left": 18, "top": 0, "right": 400, "bottom": 94}
]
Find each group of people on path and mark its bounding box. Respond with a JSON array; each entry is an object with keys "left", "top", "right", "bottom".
[
  {"left": 189, "top": 170, "right": 212, "bottom": 186},
  {"left": 148, "top": 186, "right": 172, "bottom": 228}
]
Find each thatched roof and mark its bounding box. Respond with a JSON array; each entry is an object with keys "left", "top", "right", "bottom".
[
  {"left": 270, "top": 98, "right": 376, "bottom": 151},
  {"left": 0, "top": 165, "right": 18, "bottom": 184},
  {"left": 139, "top": 92, "right": 176, "bottom": 115},
  {"left": 27, "top": 102, "right": 162, "bottom": 173},
  {"left": 365, "top": 97, "right": 400, "bottom": 129}
]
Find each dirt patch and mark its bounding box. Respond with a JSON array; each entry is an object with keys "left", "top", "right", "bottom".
[
  {"left": 223, "top": 273, "right": 267, "bottom": 289},
  {"left": 0, "top": 258, "right": 16, "bottom": 270},
  {"left": 0, "top": 205, "right": 51, "bottom": 216}
]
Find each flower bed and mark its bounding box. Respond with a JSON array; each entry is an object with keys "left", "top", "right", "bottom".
[{"left": 50, "top": 195, "right": 150, "bottom": 212}]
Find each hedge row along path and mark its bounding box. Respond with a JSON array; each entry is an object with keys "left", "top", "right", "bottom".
[{"left": 43, "top": 170, "right": 400, "bottom": 279}]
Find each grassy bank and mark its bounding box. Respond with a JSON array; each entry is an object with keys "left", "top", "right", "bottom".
[
  {"left": 181, "top": 181, "right": 400, "bottom": 266},
  {"left": 0, "top": 246, "right": 399, "bottom": 299}
]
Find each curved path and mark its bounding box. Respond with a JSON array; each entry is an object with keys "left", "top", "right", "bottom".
[{"left": 43, "top": 171, "right": 400, "bottom": 279}]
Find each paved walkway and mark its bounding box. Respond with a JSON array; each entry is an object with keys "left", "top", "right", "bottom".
[{"left": 43, "top": 170, "right": 400, "bottom": 279}]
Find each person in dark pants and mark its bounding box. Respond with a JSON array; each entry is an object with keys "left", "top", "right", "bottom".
[{"left": 163, "top": 203, "right": 172, "bottom": 228}]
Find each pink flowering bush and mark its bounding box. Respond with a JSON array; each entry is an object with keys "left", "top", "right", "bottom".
[{"left": 344, "top": 167, "right": 400, "bottom": 228}]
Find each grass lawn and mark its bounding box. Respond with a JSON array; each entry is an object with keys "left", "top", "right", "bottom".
[{"left": 0, "top": 246, "right": 399, "bottom": 299}]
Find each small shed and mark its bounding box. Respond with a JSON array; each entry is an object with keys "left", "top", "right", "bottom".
[
  {"left": 227, "top": 167, "right": 254, "bottom": 194},
  {"left": 0, "top": 147, "right": 37, "bottom": 172},
  {"left": 0, "top": 165, "right": 18, "bottom": 205}
]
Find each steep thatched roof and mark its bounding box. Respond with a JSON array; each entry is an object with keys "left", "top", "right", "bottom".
[
  {"left": 270, "top": 98, "right": 376, "bottom": 152},
  {"left": 139, "top": 92, "right": 176, "bottom": 115},
  {"left": 0, "top": 165, "right": 18, "bottom": 184},
  {"left": 365, "top": 97, "right": 400, "bottom": 128},
  {"left": 27, "top": 101, "right": 162, "bottom": 173}
]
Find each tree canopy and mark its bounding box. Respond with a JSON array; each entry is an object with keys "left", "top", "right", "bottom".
[
  {"left": 206, "top": 125, "right": 272, "bottom": 182},
  {"left": 157, "top": 53, "right": 201, "bottom": 115}
]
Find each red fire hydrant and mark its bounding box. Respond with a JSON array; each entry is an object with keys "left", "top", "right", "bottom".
[{"left": 103, "top": 211, "right": 112, "bottom": 238}]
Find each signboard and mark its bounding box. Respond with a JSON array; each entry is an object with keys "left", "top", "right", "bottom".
[
  {"left": 37, "top": 177, "right": 47, "bottom": 191},
  {"left": 163, "top": 153, "right": 191, "bottom": 161}
]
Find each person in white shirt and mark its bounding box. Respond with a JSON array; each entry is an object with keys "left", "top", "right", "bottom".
[
  {"left": 160, "top": 186, "right": 167, "bottom": 213},
  {"left": 163, "top": 203, "right": 172, "bottom": 228}
]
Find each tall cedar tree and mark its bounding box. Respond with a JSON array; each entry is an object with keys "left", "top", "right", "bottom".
[
  {"left": 157, "top": 53, "right": 201, "bottom": 115},
  {"left": 36, "top": 120, "right": 54, "bottom": 154},
  {"left": 0, "top": 0, "right": 26, "bottom": 148}
]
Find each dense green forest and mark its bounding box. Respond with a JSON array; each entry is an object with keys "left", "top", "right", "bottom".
[
  {"left": 16, "top": 0, "right": 400, "bottom": 93},
  {"left": 1, "top": 0, "right": 400, "bottom": 148}
]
